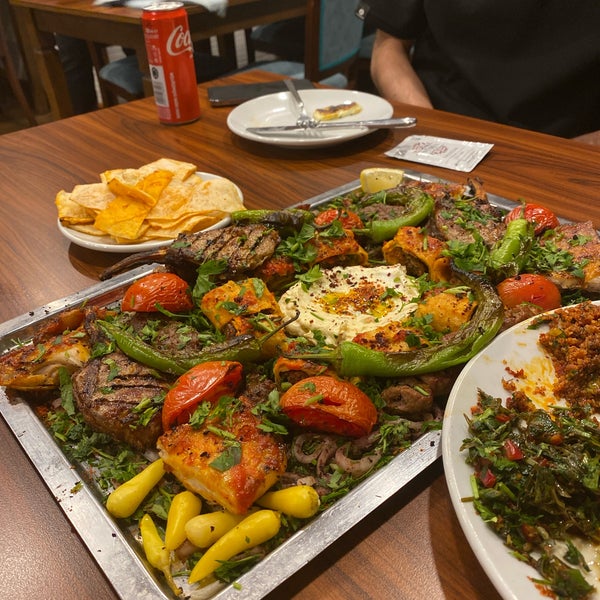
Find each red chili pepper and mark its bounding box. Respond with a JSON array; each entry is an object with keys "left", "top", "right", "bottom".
[
  {"left": 503, "top": 439, "right": 524, "bottom": 460},
  {"left": 162, "top": 361, "right": 243, "bottom": 431},
  {"left": 279, "top": 375, "right": 378, "bottom": 438},
  {"left": 122, "top": 272, "right": 193, "bottom": 313}
]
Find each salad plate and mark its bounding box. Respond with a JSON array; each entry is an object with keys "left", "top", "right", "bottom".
[{"left": 443, "top": 301, "right": 600, "bottom": 600}]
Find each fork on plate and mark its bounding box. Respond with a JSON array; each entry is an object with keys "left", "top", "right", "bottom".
[{"left": 284, "top": 79, "right": 317, "bottom": 129}]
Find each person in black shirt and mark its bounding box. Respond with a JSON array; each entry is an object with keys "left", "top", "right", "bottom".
[{"left": 360, "top": 0, "right": 600, "bottom": 143}]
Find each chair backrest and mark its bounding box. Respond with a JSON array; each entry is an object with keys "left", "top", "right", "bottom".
[{"left": 303, "top": 0, "right": 365, "bottom": 83}]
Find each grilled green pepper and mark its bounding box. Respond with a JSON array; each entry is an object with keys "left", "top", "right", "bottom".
[
  {"left": 98, "top": 320, "right": 263, "bottom": 375},
  {"left": 291, "top": 267, "right": 503, "bottom": 377},
  {"left": 488, "top": 217, "right": 534, "bottom": 280},
  {"left": 357, "top": 191, "right": 435, "bottom": 243}
]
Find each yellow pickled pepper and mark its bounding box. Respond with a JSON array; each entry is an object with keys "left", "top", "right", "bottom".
[
  {"left": 164, "top": 490, "right": 202, "bottom": 551},
  {"left": 185, "top": 510, "right": 246, "bottom": 548},
  {"left": 106, "top": 458, "right": 165, "bottom": 519},
  {"left": 188, "top": 509, "right": 281, "bottom": 584},
  {"left": 256, "top": 485, "right": 320, "bottom": 519},
  {"left": 140, "top": 513, "right": 181, "bottom": 596}
]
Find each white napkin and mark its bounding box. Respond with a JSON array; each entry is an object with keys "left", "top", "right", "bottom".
[{"left": 93, "top": 0, "right": 227, "bottom": 16}]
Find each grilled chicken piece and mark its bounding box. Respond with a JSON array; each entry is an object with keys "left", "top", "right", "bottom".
[
  {"left": 383, "top": 226, "right": 452, "bottom": 282},
  {"left": 0, "top": 308, "right": 90, "bottom": 391},
  {"left": 100, "top": 224, "right": 281, "bottom": 281},
  {"left": 157, "top": 398, "right": 287, "bottom": 514},
  {"left": 72, "top": 351, "right": 170, "bottom": 450},
  {"left": 542, "top": 221, "right": 600, "bottom": 292}
]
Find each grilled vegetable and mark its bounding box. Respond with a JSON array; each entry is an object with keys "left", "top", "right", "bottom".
[
  {"left": 121, "top": 272, "right": 193, "bottom": 313},
  {"left": 279, "top": 376, "right": 378, "bottom": 438},
  {"left": 496, "top": 273, "right": 562, "bottom": 311},
  {"left": 505, "top": 202, "right": 559, "bottom": 235},
  {"left": 99, "top": 320, "right": 187, "bottom": 376},
  {"left": 161, "top": 361, "right": 243, "bottom": 431},
  {"left": 99, "top": 320, "right": 263, "bottom": 376},
  {"left": 188, "top": 510, "right": 281, "bottom": 584},
  {"left": 353, "top": 189, "right": 435, "bottom": 243},
  {"left": 488, "top": 218, "right": 534, "bottom": 279},
  {"left": 140, "top": 513, "right": 181, "bottom": 595},
  {"left": 367, "top": 192, "right": 434, "bottom": 243},
  {"left": 106, "top": 458, "right": 165, "bottom": 518},
  {"left": 185, "top": 511, "right": 245, "bottom": 548},
  {"left": 256, "top": 485, "right": 320, "bottom": 519},
  {"left": 164, "top": 490, "right": 203, "bottom": 551}
]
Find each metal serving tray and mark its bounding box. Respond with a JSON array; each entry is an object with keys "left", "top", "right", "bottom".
[{"left": 0, "top": 173, "right": 516, "bottom": 599}]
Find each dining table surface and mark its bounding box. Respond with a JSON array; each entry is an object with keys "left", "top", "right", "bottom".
[{"left": 0, "top": 69, "right": 599, "bottom": 600}]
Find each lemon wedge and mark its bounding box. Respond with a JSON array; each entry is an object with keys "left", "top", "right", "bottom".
[{"left": 359, "top": 167, "right": 405, "bottom": 193}]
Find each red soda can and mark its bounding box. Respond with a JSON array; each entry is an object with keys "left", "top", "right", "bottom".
[{"left": 142, "top": 2, "right": 201, "bottom": 124}]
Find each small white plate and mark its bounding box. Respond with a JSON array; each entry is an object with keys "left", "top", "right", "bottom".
[
  {"left": 443, "top": 301, "right": 600, "bottom": 600},
  {"left": 57, "top": 172, "right": 240, "bottom": 253},
  {"left": 227, "top": 89, "right": 394, "bottom": 148}
]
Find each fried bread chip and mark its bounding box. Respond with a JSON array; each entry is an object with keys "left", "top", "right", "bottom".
[{"left": 55, "top": 158, "right": 244, "bottom": 243}]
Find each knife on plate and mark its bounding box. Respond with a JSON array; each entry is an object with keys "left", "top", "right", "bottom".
[{"left": 246, "top": 117, "right": 417, "bottom": 135}]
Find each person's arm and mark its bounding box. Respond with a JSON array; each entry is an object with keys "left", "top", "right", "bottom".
[
  {"left": 573, "top": 130, "right": 600, "bottom": 146},
  {"left": 370, "top": 30, "right": 433, "bottom": 108}
]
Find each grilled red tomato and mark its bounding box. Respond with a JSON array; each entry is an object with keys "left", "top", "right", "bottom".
[
  {"left": 314, "top": 208, "right": 364, "bottom": 229},
  {"left": 162, "top": 361, "right": 243, "bottom": 431},
  {"left": 121, "top": 272, "right": 193, "bottom": 313},
  {"left": 496, "top": 274, "right": 561, "bottom": 311},
  {"left": 505, "top": 203, "right": 559, "bottom": 235},
  {"left": 279, "top": 376, "right": 377, "bottom": 438}
]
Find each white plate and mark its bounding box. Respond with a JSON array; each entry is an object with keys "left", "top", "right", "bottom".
[
  {"left": 442, "top": 302, "right": 600, "bottom": 600},
  {"left": 227, "top": 89, "right": 394, "bottom": 148},
  {"left": 57, "top": 172, "right": 240, "bottom": 253}
]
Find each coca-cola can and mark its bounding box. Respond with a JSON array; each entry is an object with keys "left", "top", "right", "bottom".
[{"left": 142, "top": 2, "right": 201, "bottom": 124}]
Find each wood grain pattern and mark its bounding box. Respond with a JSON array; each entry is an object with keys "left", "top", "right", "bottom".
[{"left": 0, "top": 70, "right": 598, "bottom": 600}]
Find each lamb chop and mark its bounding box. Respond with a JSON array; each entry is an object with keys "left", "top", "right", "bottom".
[
  {"left": 100, "top": 224, "right": 281, "bottom": 282},
  {"left": 431, "top": 187, "right": 506, "bottom": 248},
  {"left": 541, "top": 221, "right": 600, "bottom": 293}
]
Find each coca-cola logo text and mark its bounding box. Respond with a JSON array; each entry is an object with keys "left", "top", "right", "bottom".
[{"left": 166, "top": 25, "right": 192, "bottom": 56}]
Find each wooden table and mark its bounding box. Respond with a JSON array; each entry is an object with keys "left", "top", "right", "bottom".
[
  {"left": 0, "top": 71, "right": 599, "bottom": 600},
  {"left": 9, "top": 0, "right": 306, "bottom": 119}
]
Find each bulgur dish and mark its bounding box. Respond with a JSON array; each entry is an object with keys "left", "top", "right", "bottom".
[{"left": 538, "top": 301, "right": 600, "bottom": 415}]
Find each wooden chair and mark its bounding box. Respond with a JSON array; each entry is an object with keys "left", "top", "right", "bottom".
[
  {"left": 0, "top": 4, "right": 36, "bottom": 126},
  {"left": 247, "top": 0, "right": 365, "bottom": 88}
]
